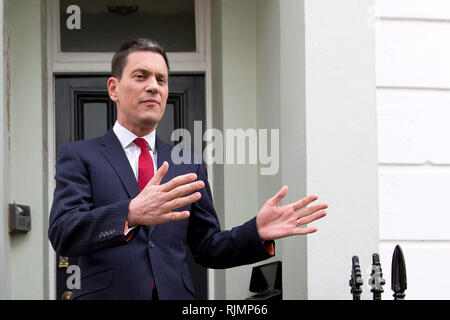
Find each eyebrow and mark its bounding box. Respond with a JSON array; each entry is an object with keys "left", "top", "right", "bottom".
[{"left": 130, "top": 68, "right": 167, "bottom": 79}]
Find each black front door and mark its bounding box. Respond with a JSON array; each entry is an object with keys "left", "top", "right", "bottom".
[{"left": 54, "top": 75, "right": 207, "bottom": 299}]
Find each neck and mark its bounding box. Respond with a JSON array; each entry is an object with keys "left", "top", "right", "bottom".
[{"left": 117, "top": 119, "right": 156, "bottom": 137}]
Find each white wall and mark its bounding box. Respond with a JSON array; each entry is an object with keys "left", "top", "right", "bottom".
[
  {"left": 376, "top": 0, "right": 450, "bottom": 299},
  {"left": 4, "top": 0, "right": 48, "bottom": 299}
]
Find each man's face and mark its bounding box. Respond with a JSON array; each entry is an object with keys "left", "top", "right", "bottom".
[{"left": 108, "top": 50, "right": 169, "bottom": 134}]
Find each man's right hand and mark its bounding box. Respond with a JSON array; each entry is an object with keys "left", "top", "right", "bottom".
[{"left": 127, "top": 161, "right": 204, "bottom": 227}]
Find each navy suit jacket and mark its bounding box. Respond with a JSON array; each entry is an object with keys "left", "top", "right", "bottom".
[{"left": 48, "top": 129, "right": 274, "bottom": 300}]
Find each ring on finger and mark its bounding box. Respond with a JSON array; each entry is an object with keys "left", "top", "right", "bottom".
[{"left": 297, "top": 217, "right": 301, "bottom": 226}]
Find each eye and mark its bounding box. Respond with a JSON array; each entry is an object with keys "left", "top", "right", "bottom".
[
  {"left": 157, "top": 76, "right": 166, "bottom": 84},
  {"left": 134, "top": 73, "right": 145, "bottom": 80}
]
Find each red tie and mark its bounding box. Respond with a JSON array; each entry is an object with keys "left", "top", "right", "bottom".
[
  {"left": 133, "top": 138, "right": 157, "bottom": 292},
  {"left": 134, "top": 138, "right": 155, "bottom": 191}
]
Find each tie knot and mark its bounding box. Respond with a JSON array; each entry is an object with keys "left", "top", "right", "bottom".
[{"left": 134, "top": 138, "right": 149, "bottom": 151}]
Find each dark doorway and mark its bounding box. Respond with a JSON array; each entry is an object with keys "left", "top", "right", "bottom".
[{"left": 54, "top": 75, "right": 207, "bottom": 300}]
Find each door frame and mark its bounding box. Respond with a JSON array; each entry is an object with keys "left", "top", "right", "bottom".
[{"left": 45, "top": 0, "right": 214, "bottom": 300}]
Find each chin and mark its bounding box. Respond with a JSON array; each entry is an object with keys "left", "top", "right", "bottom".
[{"left": 137, "top": 117, "right": 160, "bottom": 129}]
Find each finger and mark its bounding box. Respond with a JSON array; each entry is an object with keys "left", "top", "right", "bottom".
[
  {"left": 290, "top": 194, "right": 319, "bottom": 211},
  {"left": 165, "top": 180, "right": 205, "bottom": 202},
  {"left": 164, "top": 191, "right": 202, "bottom": 211},
  {"left": 148, "top": 161, "right": 169, "bottom": 186},
  {"left": 160, "top": 172, "right": 198, "bottom": 192},
  {"left": 159, "top": 210, "right": 191, "bottom": 224},
  {"left": 292, "top": 226, "right": 318, "bottom": 236},
  {"left": 297, "top": 210, "right": 327, "bottom": 226},
  {"left": 297, "top": 203, "right": 328, "bottom": 218},
  {"left": 267, "top": 185, "right": 288, "bottom": 205}
]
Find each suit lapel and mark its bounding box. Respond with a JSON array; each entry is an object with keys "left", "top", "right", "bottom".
[
  {"left": 98, "top": 129, "right": 140, "bottom": 199},
  {"left": 156, "top": 136, "right": 175, "bottom": 185}
]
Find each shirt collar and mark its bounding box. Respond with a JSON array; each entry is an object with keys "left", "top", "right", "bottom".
[{"left": 113, "top": 121, "right": 156, "bottom": 153}]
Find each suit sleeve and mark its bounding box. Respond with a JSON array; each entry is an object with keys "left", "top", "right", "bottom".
[
  {"left": 187, "top": 163, "right": 275, "bottom": 269},
  {"left": 48, "top": 143, "right": 131, "bottom": 257}
]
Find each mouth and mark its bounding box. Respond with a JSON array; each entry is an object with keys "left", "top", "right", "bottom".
[{"left": 140, "top": 98, "right": 160, "bottom": 106}]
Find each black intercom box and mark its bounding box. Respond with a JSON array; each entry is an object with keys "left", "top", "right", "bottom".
[
  {"left": 246, "top": 261, "right": 282, "bottom": 300},
  {"left": 8, "top": 203, "right": 31, "bottom": 233}
]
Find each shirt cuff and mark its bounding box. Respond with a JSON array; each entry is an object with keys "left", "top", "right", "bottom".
[
  {"left": 123, "top": 221, "right": 137, "bottom": 241},
  {"left": 264, "top": 240, "right": 275, "bottom": 256}
]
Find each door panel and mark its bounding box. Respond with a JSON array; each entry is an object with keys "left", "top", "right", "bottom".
[{"left": 54, "top": 75, "right": 207, "bottom": 299}]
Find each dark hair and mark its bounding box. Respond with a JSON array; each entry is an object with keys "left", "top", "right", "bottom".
[{"left": 111, "top": 38, "right": 170, "bottom": 79}]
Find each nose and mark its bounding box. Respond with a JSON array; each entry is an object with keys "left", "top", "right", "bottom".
[{"left": 144, "top": 76, "right": 159, "bottom": 94}]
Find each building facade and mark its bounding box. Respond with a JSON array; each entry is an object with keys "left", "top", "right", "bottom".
[
  {"left": 376, "top": 0, "right": 450, "bottom": 300},
  {"left": 1, "top": 0, "right": 379, "bottom": 300}
]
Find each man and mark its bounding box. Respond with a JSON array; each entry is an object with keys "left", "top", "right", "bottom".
[{"left": 48, "top": 38, "right": 327, "bottom": 300}]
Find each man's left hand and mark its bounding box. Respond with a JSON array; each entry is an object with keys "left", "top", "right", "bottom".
[{"left": 256, "top": 186, "right": 328, "bottom": 241}]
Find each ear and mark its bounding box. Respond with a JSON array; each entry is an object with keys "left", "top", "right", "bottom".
[{"left": 107, "top": 77, "right": 119, "bottom": 102}]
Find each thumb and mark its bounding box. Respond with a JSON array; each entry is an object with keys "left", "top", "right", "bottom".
[{"left": 268, "top": 185, "right": 288, "bottom": 205}]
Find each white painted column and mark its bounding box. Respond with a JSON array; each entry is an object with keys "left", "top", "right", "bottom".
[
  {"left": 271, "top": 0, "right": 379, "bottom": 299},
  {"left": 214, "top": 0, "right": 378, "bottom": 299},
  {"left": 302, "top": 0, "right": 378, "bottom": 299},
  {"left": 7, "top": 0, "right": 47, "bottom": 299},
  {"left": 211, "top": 0, "right": 260, "bottom": 300},
  {"left": 0, "top": 0, "right": 10, "bottom": 300}
]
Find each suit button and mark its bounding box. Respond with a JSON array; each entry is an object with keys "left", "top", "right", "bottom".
[{"left": 149, "top": 240, "right": 155, "bottom": 248}]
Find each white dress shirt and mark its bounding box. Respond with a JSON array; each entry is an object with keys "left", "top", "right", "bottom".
[
  {"left": 113, "top": 121, "right": 157, "bottom": 179},
  {"left": 113, "top": 121, "right": 158, "bottom": 234}
]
